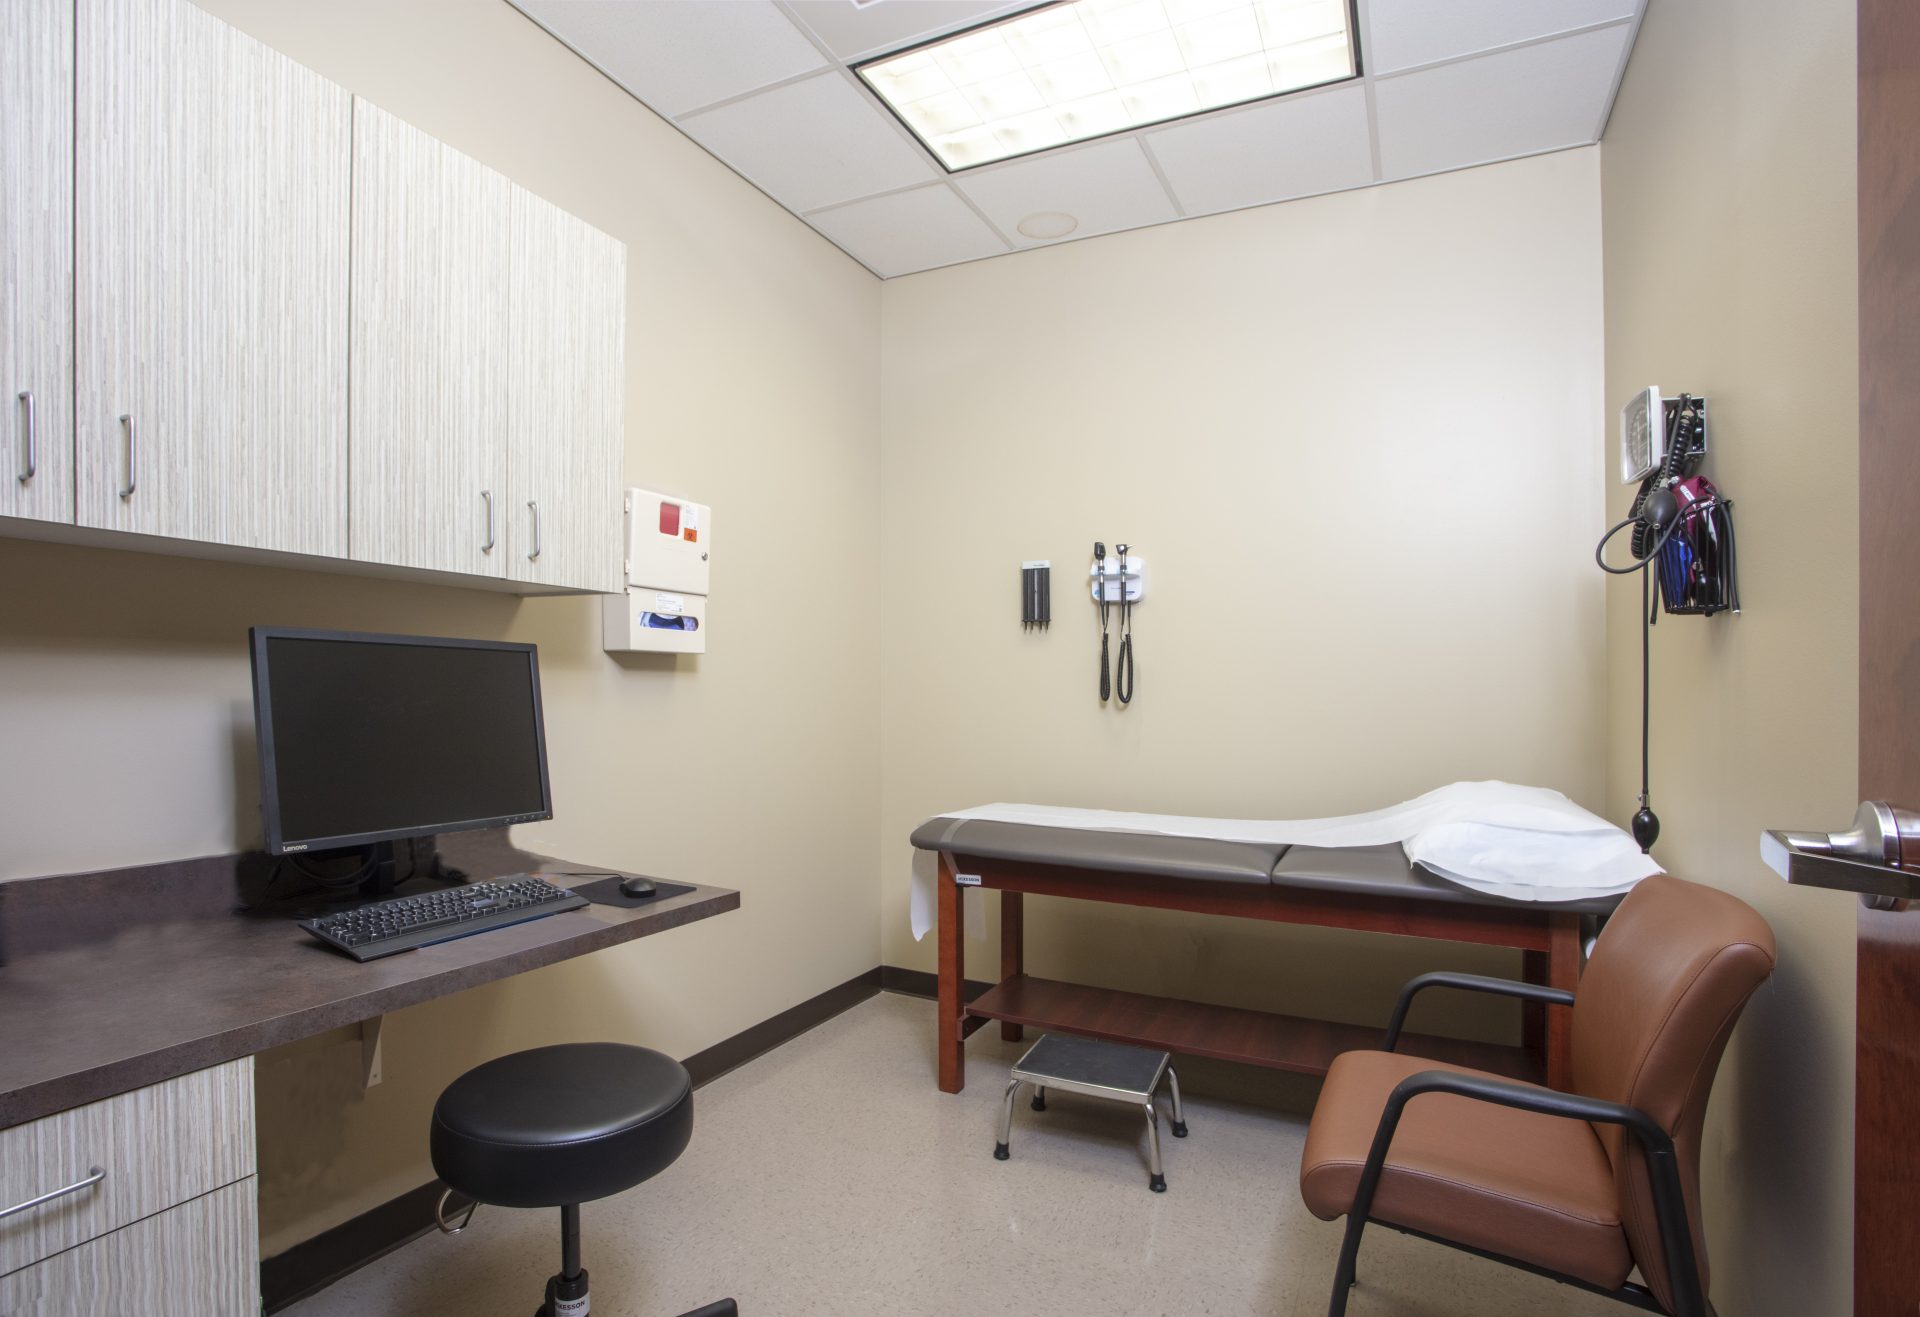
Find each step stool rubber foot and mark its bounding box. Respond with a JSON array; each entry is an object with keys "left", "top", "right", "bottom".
[
  {"left": 1171, "top": 1121, "right": 1188, "bottom": 1138},
  {"left": 1031, "top": 1095, "right": 1046, "bottom": 1111},
  {"left": 1149, "top": 1173, "right": 1167, "bottom": 1193},
  {"left": 993, "top": 1142, "right": 1010, "bottom": 1161}
]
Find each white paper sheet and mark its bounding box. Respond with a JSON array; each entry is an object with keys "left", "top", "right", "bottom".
[{"left": 907, "top": 781, "right": 1662, "bottom": 939}]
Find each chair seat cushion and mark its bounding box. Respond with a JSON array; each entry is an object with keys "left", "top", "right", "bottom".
[
  {"left": 430, "top": 1043, "right": 693, "bottom": 1209},
  {"left": 1300, "top": 1050, "right": 1632, "bottom": 1290}
]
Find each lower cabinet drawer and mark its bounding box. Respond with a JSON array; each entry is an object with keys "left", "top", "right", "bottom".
[
  {"left": 0, "top": 1179, "right": 258, "bottom": 1317},
  {"left": 0, "top": 1059, "right": 255, "bottom": 1275}
]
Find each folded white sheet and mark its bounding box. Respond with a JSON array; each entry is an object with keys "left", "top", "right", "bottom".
[{"left": 907, "top": 781, "right": 1662, "bottom": 939}]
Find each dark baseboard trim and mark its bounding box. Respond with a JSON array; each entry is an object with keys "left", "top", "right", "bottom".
[
  {"left": 261, "top": 1179, "right": 474, "bottom": 1314},
  {"left": 260, "top": 967, "right": 884, "bottom": 1313},
  {"left": 878, "top": 964, "right": 994, "bottom": 1001},
  {"left": 682, "top": 966, "right": 881, "bottom": 1087}
]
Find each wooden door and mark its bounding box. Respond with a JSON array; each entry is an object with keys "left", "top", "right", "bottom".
[
  {"left": 0, "top": 0, "right": 74, "bottom": 526},
  {"left": 505, "top": 187, "right": 626, "bottom": 594},
  {"left": 348, "top": 98, "right": 510, "bottom": 579},
  {"left": 75, "top": 0, "right": 349, "bottom": 553},
  {"left": 1855, "top": 0, "right": 1920, "bottom": 1310}
]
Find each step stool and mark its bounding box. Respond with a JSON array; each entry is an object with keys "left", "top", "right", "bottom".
[{"left": 992, "top": 1033, "right": 1187, "bottom": 1192}]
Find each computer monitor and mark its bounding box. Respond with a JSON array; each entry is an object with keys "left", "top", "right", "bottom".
[{"left": 249, "top": 628, "right": 553, "bottom": 868}]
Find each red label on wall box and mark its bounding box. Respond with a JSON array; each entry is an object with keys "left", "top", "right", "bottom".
[{"left": 658, "top": 501, "right": 680, "bottom": 536}]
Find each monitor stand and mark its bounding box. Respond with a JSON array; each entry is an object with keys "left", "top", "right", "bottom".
[
  {"left": 361, "top": 840, "right": 401, "bottom": 899},
  {"left": 248, "top": 838, "right": 464, "bottom": 921}
]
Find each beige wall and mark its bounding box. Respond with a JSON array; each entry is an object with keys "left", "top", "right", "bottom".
[
  {"left": 1599, "top": 0, "right": 1858, "bottom": 1312},
  {"left": 877, "top": 148, "right": 1608, "bottom": 1046},
  {"left": 0, "top": 0, "right": 882, "bottom": 1253}
]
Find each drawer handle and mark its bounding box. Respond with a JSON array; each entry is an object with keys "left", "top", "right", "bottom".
[
  {"left": 16, "top": 391, "right": 33, "bottom": 484},
  {"left": 119, "top": 415, "right": 135, "bottom": 499},
  {"left": 0, "top": 1166, "right": 106, "bottom": 1222}
]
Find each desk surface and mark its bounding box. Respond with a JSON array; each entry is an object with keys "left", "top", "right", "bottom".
[{"left": 0, "top": 832, "right": 738, "bottom": 1130}]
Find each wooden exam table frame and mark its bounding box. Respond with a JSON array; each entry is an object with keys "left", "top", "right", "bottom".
[{"left": 933, "top": 849, "right": 1585, "bottom": 1095}]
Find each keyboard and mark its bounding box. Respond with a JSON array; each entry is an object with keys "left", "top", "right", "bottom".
[{"left": 299, "top": 875, "right": 589, "bottom": 961}]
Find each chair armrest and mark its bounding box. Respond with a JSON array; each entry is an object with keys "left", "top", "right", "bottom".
[
  {"left": 1347, "top": 1069, "right": 1705, "bottom": 1317},
  {"left": 1382, "top": 972, "right": 1576, "bottom": 1052}
]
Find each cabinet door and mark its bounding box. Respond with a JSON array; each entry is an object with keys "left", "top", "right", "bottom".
[
  {"left": 349, "top": 99, "right": 510, "bottom": 578},
  {"left": 75, "top": 0, "right": 349, "bottom": 553},
  {"left": 505, "top": 188, "right": 626, "bottom": 593},
  {"left": 0, "top": 0, "right": 74, "bottom": 524}
]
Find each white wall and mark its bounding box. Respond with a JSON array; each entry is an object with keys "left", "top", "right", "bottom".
[
  {"left": 1600, "top": 0, "right": 1859, "bottom": 1310},
  {"left": 877, "top": 148, "right": 1608, "bottom": 1045}
]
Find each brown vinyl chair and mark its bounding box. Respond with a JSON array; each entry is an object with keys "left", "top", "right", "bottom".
[{"left": 1299, "top": 874, "right": 1775, "bottom": 1317}]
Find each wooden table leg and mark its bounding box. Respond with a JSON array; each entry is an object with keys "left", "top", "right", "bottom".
[
  {"left": 1543, "top": 914, "right": 1581, "bottom": 1091},
  {"left": 937, "top": 852, "right": 966, "bottom": 1093},
  {"left": 1520, "top": 949, "right": 1548, "bottom": 1057},
  {"left": 1000, "top": 891, "right": 1024, "bottom": 1043}
]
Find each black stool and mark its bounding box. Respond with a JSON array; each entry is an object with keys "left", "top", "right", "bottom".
[{"left": 430, "top": 1042, "right": 737, "bottom": 1317}]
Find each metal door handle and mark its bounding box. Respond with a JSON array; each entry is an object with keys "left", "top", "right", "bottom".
[
  {"left": 527, "top": 500, "right": 541, "bottom": 562},
  {"left": 119, "top": 415, "right": 135, "bottom": 499},
  {"left": 1763, "top": 800, "right": 1920, "bottom": 908},
  {"left": 17, "top": 391, "right": 33, "bottom": 483},
  {"left": 481, "top": 490, "right": 495, "bottom": 553},
  {"left": 0, "top": 1166, "right": 106, "bottom": 1222}
]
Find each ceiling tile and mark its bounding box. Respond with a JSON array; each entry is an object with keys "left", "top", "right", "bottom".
[
  {"left": 1364, "top": 0, "right": 1637, "bottom": 75},
  {"left": 677, "top": 74, "right": 938, "bottom": 214},
  {"left": 1373, "top": 24, "right": 1630, "bottom": 180},
  {"left": 782, "top": 0, "right": 1036, "bottom": 62},
  {"left": 1144, "top": 84, "right": 1374, "bottom": 217},
  {"left": 806, "top": 185, "right": 1008, "bottom": 278},
  {"left": 955, "top": 138, "right": 1178, "bottom": 247},
  {"left": 510, "top": 0, "right": 829, "bottom": 118}
]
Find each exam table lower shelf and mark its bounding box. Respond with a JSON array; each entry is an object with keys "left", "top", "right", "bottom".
[{"left": 965, "top": 975, "right": 1543, "bottom": 1085}]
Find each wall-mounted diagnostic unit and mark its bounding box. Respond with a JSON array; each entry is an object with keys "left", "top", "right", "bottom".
[{"left": 603, "top": 488, "right": 710, "bottom": 654}]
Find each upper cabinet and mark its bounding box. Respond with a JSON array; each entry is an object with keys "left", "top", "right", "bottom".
[
  {"left": 350, "top": 100, "right": 626, "bottom": 594},
  {"left": 507, "top": 189, "right": 626, "bottom": 595},
  {"left": 74, "top": 0, "right": 351, "bottom": 555},
  {"left": 348, "top": 99, "right": 512, "bottom": 581},
  {"left": 0, "top": 0, "right": 75, "bottom": 525},
  {"left": 1, "top": 0, "right": 625, "bottom": 594}
]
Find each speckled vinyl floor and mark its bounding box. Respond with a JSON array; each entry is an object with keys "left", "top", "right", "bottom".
[{"left": 286, "top": 992, "right": 1622, "bottom": 1317}]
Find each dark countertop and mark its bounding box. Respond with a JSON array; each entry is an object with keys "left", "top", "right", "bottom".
[{"left": 0, "top": 831, "right": 739, "bottom": 1130}]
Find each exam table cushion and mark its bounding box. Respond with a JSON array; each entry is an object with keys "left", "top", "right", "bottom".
[
  {"left": 430, "top": 1042, "right": 693, "bottom": 1209},
  {"left": 1299, "top": 1049, "right": 1633, "bottom": 1290},
  {"left": 909, "top": 817, "right": 1286, "bottom": 886},
  {"left": 911, "top": 819, "right": 1624, "bottom": 913}
]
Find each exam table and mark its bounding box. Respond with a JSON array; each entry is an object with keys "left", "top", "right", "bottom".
[{"left": 910, "top": 816, "right": 1624, "bottom": 1096}]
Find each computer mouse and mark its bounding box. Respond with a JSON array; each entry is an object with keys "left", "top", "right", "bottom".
[{"left": 619, "top": 875, "right": 657, "bottom": 899}]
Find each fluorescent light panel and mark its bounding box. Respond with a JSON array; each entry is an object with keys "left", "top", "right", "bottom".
[{"left": 856, "top": 0, "right": 1357, "bottom": 170}]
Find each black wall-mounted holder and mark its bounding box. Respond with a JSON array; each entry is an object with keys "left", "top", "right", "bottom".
[
  {"left": 1596, "top": 392, "right": 1737, "bottom": 853},
  {"left": 1021, "top": 561, "right": 1051, "bottom": 630}
]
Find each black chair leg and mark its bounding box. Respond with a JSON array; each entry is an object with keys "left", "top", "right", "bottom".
[{"left": 1327, "top": 1211, "right": 1366, "bottom": 1317}]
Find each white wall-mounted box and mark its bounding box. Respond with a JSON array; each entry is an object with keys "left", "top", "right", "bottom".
[{"left": 603, "top": 488, "right": 709, "bottom": 653}]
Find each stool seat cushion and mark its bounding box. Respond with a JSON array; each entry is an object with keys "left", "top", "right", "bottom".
[{"left": 431, "top": 1043, "right": 693, "bottom": 1209}]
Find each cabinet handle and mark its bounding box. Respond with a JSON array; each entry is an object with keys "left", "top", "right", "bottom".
[
  {"left": 16, "top": 391, "right": 33, "bottom": 484},
  {"left": 527, "top": 500, "right": 541, "bottom": 562},
  {"left": 481, "top": 489, "right": 495, "bottom": 553},
  {"left": 119, "top": 415, "right": 136, "bottom": 499},
  {"left": 0, "top": 1166, "right": 106, "bottom": 1222}
]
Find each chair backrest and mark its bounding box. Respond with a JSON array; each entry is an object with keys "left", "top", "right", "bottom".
[{"left": 1570, "top": 873, "right": 1776, "bottom": 1313}]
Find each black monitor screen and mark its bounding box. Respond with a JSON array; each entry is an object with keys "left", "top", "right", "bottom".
[{"left": 251, "top": 629, "right": 552, "bottom": 853}]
